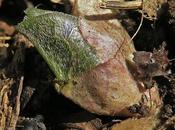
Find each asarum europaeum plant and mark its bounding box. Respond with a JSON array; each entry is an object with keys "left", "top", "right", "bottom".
[{"left": 17, "top": 6, "right": 161, "bottom": 116}]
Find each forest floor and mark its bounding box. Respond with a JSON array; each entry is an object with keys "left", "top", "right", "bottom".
[{"left": 0, "top": 0, "right": 175, "bottom": 130}]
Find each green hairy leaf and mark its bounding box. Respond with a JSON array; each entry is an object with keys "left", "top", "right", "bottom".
[{"left": 17, "top": 8, "right": 100, "bottom": 81}]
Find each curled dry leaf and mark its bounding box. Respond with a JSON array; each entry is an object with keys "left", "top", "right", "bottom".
[{"left": 17, "top": 6, "right": 161, "bottom": 116}]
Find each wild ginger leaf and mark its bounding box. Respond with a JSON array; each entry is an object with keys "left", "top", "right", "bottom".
[{"left": 17, "top": 8, "right": 100, "bottom": 81}]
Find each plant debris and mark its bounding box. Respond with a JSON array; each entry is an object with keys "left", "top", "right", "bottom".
[
  {"left": 133, "top": 43, "right": 169, "bottom": 88},
  {"left": 100, "top": 0, "right": 167, "bottom": 20}
]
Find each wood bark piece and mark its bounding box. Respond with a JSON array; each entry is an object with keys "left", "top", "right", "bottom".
[{"left": 0, "top": 77, "right": 24, "bottom": 130}]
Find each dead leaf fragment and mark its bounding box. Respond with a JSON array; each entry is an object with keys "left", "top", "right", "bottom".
[
  {"left": 133, "top": 43, "right": 169, "bottom": 88},
  {"left": 111, "top": 116, "right": 159, "bottom": 130}
]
